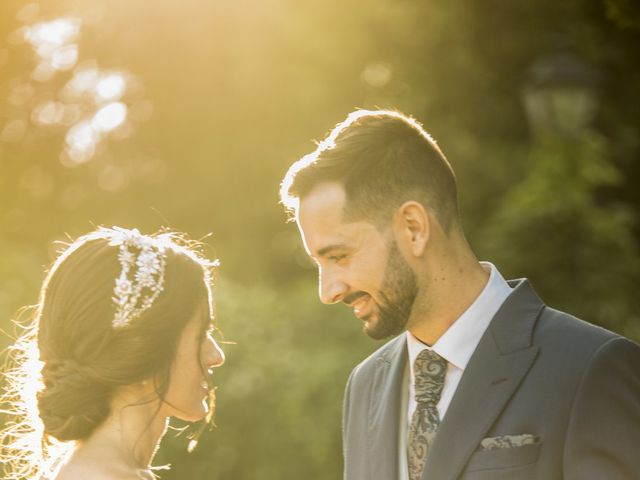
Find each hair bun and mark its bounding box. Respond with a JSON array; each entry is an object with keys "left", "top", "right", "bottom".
[{"left": 38, "top": 359, "right": 112, "bottom": 441}]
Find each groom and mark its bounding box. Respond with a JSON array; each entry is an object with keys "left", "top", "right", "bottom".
[{"left": 279, "top": 110, "right": 640, "bottom": 479}]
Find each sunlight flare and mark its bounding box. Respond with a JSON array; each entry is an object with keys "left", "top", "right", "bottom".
[{"left": 92, "top": 102, "right": 127, "bottom": 132}]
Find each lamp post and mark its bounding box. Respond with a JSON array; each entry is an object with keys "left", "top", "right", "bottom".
[{"left": 522, "top": 48, "right": 602, "bottom": 139}]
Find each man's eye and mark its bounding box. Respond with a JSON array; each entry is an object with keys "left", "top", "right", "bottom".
[{"left": 329, "top": 254, "right": 347, "bottom": 262}]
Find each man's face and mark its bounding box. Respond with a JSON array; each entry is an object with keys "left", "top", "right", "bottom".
[{"left": 296, "top": 183, "right": 417, "bottom": 339}]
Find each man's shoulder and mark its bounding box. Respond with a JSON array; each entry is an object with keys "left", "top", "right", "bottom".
[
  {"left": 530, "top": 304, "right": 640, "bottom": 373},
  {"left": 536, "top": 305, "right": 624, "bottom": 346},
  {"left": 503, "top": 278, "right": 628, "bottom": 352},
  {"left": 349, "top": 333, "right": 406, "bottom": 380}
]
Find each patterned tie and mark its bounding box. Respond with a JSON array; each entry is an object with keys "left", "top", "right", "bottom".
[{"left": 407, "top": 349, "right": 448, "bottom": 480}]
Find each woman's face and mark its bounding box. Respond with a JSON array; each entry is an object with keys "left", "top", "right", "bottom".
[{"left": 162, "top": 301, "right": 225, "bottom": 421}]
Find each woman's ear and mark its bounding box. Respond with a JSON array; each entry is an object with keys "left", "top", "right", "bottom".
[{"left": 394, "top": 201, "right": 430, "bottom": 257}]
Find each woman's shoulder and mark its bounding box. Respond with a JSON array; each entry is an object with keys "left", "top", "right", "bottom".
[
  {"left": 51, "top": 461, "right": 153, "bottom": 480},
  {"left": 49, "top": 463, "right": 110, "bottom": 480}
]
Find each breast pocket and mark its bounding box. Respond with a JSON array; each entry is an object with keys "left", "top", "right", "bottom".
[{"left": 464, "top": 442, "right": 541, "bottom": 473}]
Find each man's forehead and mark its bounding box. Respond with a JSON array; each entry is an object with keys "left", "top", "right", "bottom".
[
  {"left": 298, "top": 182, "right": 347, "bottom": 217},
  {"left": 295, "top": 184, "right": 348, "bottom": 250},
  {"left": 296, "top": 183, "right": 379, "bottom": 256},
  {"left": 296, "top": 183, "right": 347, "bottom": 234}
]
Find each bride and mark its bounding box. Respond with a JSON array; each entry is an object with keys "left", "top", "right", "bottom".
[{"left": 1, "top": 227, "right": 225, "bottom": 479}]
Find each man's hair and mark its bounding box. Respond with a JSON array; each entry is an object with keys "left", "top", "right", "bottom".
[{"left": 280, "top": 109, "right": 460, "bottom": 232}]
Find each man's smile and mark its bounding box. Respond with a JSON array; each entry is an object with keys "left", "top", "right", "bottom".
[{"left": 348, "top": 294, "right": 373, "bottom": 320}]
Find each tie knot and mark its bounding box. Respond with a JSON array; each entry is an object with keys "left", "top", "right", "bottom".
[{"left": 414, "top": 349, "right": 447, "bottom": 405}]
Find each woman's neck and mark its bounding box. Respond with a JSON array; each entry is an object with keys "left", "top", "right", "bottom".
[{"left": 65, "top": 388, "right": 168, "bottom": 477}]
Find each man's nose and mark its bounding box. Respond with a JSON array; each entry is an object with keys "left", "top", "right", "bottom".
[{"left": 319, "top": 268, "right": 347, "bottom": 304}]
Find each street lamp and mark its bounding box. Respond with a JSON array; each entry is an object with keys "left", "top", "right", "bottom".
[{"left": 522, "top": 48, "right": 602, "bottom": 138}]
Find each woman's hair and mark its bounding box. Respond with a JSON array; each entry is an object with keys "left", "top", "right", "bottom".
[{"left": 0, "top": 227, "right": 218, "bottom": 479}]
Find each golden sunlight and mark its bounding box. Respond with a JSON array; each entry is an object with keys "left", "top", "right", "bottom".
[
  {"left": 92, "top": 102, "right": 128, "bottom": 132},
  {"left": 96, "top": 74, "right": 126, "bottom": 102},
  {"left": 3, "top": 15, "right": 146, "bottom": 165},
  {"left": 64, "top": 120, "right": 99, "bottom": 164},
  {"left": 22, "top": 18, "right": 81, "bottom": 81}
]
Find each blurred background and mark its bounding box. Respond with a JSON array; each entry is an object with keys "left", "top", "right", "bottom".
[{"left": 1, "top": 0, "right": 639, "bottom": 478}]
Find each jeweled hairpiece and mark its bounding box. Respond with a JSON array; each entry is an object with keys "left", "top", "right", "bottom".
[{"left": 108, "top": 227, "right": 166, "bottom": 328}]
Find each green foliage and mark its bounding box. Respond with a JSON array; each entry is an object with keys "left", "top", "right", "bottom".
[
  {"left": 477, "top": 133, "right": 640, "bottom": 339},
  {"left": 603, "top": 0, "right": 640, "bottom": 29}
]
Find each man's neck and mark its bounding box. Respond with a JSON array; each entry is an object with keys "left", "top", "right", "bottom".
[{"left": 408, "top": 255, "right": 490, "bottom": 346}]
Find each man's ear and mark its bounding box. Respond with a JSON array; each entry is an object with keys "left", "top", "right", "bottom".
[{"left": 394, "top": 201, "right": 430, "bottom": 257}]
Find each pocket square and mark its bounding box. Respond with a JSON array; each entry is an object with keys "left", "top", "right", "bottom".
[{"left": 479, "top": 434, "right": 539, "bottom": 451}]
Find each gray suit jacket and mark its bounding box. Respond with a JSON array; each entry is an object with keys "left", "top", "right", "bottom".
[{"left": 342, "top": 279, "right": 640, "bottom": 479}]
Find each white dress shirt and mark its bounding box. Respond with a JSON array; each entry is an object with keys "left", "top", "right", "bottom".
[{"left": 398, "top": 262, "right": 513, "bottom": 478}]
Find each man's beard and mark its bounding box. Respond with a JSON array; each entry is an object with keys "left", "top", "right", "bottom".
[{"left": 363, "top": 241, "right": 418, "bottom": 340}]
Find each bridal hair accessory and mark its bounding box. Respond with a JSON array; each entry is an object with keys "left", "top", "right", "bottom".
[{"left": 108, "top": 227, "right": 167, "bottom": 328}]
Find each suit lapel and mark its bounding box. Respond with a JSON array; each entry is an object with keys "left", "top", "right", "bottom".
[
  {"left": 422, "top": 280, "right": 544, "bottom": 480},
  {"left": 368, "top": 334, "right": 408, "bottom": 480}
]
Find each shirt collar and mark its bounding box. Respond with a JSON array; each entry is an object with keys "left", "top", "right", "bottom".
[{"left": 406, "top": 262, "right": 512, "bottom": 372}]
